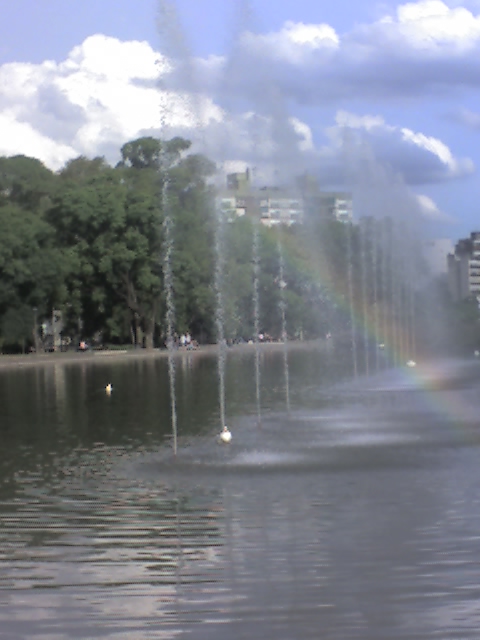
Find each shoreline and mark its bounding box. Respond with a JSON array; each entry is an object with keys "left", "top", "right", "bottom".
[{"left": 0, "top": 339, "right": 327, "bottom": 371}]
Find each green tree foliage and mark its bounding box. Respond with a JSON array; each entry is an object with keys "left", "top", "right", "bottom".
[
  {"left": 165, "top": 151, "right": 217, "bottom": 341},
  {"left": 47, "top": 167, "right": 129, "bottom": 340},
  {"left": 2, "top": 137, "right": 467, "bottom": 355},
  {"left": 59, "top": 156, "right": 111, "bottom": 184},
  {"left": 0, "top": 155, "right": 57, "bottom": 213},
  {"left": 0, "top": 304, "right": 35, "bottom": 353},
  {"left": 44, "top": 137, "right": 219, "bottom": 349},
  {"left": 0, "top": 203, "right": 65, "bottom": 346}
]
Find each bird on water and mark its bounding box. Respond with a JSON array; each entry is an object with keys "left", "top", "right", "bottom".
[{"left": 219, "top": 426, "right": 232, "bottom": 443}]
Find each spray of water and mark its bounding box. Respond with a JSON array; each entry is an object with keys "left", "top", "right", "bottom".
[
  {"left": 158, "top": 0, "right": 231, "bottom": 434},
  {"left": 406, "top": 224, "right": 417, "bottom": 360},
  {"left": 381, "top": 219, "right": 390, "bottom": 368},
  {"left": 157, "top": 0, "right": 195, "bottom": 456},
  {"left": 389, "top": 224, "right": 400, "bottom": 367},
  {"left": 162, "top": 177, "right": 178, "bottom": 457},
  {"left": 360, "top": 222, "right": 370, "bottom": 375},
  {"left": 252, "top": 220, "right": 262, "bottom": 426},
  {"left": 214, "top": 203, "right": 227, "bottom": 429},
  {"left": 371, "top": 222, "right": 380, "bottom": 372},
  {"left": 346, "top": 221, "right": 358, "bottom": 378},
  {"left": 342, "top": 132, "right": 428, "bottom": 371},
  {"left": 397, "top": 230, "right": 407, "bottom": 363},
  {"left": 276, "top": 228, "right": 291, "bottom": 414}
]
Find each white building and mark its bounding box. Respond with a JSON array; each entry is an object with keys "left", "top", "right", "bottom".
[
  {"left": 447, "top": 232, "right": 480, "bottom": 301},
  {"left": 219, "top": 172, "right": 304, "bottom": 227},
  {"left": 303, "top": 191, "right": 353, "bottom": 223},
  {"left": 258, "top": 189, "right": 303, "bottom": 227},
  {"left": 219, "top": 171, "right": 350, "bottom": 227}
]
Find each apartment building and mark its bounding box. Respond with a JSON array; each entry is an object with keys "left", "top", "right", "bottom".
[
  {"left": 258, "top": 188, "right": 303, "bottom": 227},
  {"left": 447, "top": 231, "right": 480, "bottom": 301},
  {"left": 310, "top": 192, "right": 353, "bottom": 223},
  {"left": 219, "top": 171, "right": 350, "bottom": 226}
]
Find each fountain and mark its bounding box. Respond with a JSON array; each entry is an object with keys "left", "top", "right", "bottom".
[
  {"left": 345, "top": 219, "right": 358, "bottom": 379},
  {"left": 276, "top": 227, "right": 291, "bottom": 415},
  {"left": 4, "top": 7, "right": 479, "bottom": 640},
  {"left": 370, "top": 219, "right": 381, "bottom": 372},
  {"left": 162, "top": 175, "right": 178, "bottom": 457},
  {"left": 252, "top": 220, "right": 262, "bottom": 426},
  {"left": 360, "top": 220, "right": 370, "bottom": 376},
  {"left": 157, "top": 49, "right": 179, "bottom": 456},
  {"left": 154, "top": 0, "right": 430, "bottom": 454},
  {"left": 214, "top": 200, "right": 228, "bottom": 431}
]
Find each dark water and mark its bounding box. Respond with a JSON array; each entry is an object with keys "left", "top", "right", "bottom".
[{"left": 1, "top": 347, "right": 480, "bottom": 639}]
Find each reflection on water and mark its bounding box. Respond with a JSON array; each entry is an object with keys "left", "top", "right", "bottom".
[{"left": 1, "top": 348, "right": 480, "bottom": 638}]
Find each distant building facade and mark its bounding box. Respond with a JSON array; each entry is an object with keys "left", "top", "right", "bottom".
[
  {"left": 258, "top": 188, "right": 303, "bottom": 227},
  {"left": 310, "top": 192, "right": 353, "bottom": 223},
  {"left": 219, "top": 170, "right": 352, "bottom": 227},
  {"left": 447, "top": 231, "right": 480, "bottom": 301}
]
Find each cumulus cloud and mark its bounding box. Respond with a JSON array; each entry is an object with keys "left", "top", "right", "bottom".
[
  {"left": 204, "top": 0, "right": 480, "bottom": 105},
  {"left": 328, "top": 110, "right": 474, "bottom": 184},
  {"left": 416, "top": 193, "right": 456, "bottom": 222},
  {"left": 0, "top": 33, "right": 317, "bottom": 181},
  {"left": 0, "top": 112, "right": 77, "bottom": 171},
  {"left": 240, "top": 21, "right": 339, "bottom": 64},
  {"left": 0, "top": 34, "right": 223, "bottom": 168},
  {"left": 0, "top": 3, "right": 475, "bottom": 192}
]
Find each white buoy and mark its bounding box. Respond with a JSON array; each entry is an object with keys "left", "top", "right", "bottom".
[
  {"left": 219, "top": 426, "right": 232, "bottom": 443},
  {"left": 105, "top": 383, "right": 113, "bottom": 395},
  {"left": 406, "top": 360, "right": 416, "bottom": 367},
  {"left": 474, "top": 350, "right": 479, "bottom": 358}
]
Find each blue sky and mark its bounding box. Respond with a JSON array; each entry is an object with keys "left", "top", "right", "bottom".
[{"left": 1, "top": 0, "right": 479, "bottom": 241}]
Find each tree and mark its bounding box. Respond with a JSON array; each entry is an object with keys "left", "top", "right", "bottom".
[
  {"left": 59, "top": 156, "right": 110, "bottom": 184},
  {"left": 165, "top": 152, "right": 217, "bottom": 341},
  {"left": 47, "top": 168, "right": 130, "bottom": 340},
  {"left": 0, "top": 155, "right": 57, "bottom": 213},
  {"left": 1, "top": 304, "right": 34, "bottom": 353},
  {"left": 0, "top": 203, "right": 61, "bottom": 312},
  {"left": 118, "top": 136, "right": 191, "bottom": 170},
  {"left": 46, "top": 137, "right": 217, "bottom": 349}
]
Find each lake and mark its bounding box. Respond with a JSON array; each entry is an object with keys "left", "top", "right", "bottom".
[{"left": 1, "top": 345, "right": 480, "bottom": 639}]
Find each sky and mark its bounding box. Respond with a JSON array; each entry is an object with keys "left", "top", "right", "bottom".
[{"left": 1, "top": 0, "right": 480, "bottom": 241}]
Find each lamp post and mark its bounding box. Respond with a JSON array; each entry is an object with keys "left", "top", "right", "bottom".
[{"left": 32, "top": 307, "right": 39, "bottom": 354}]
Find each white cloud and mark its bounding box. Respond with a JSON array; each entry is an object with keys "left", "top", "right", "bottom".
[
  {"left": 330, "top": 110, "right": 474, "bottom": 183},
  {"left": 241, "top": 21, "right": 339, "bottom": 63},
  {"left": 416, "top": 193, "right": 456, "bottom": 222},
  {"left": 392, "top": 0, "right": 480, "bottom": 51},
  {"left": 289, "top": 117, "right": 314, "bottom": 151},
  {"left": 0, "top": 34, "right": 224, "bottom": 168},
  {"left": 63, "top": 35, "right": 163, "bottom": 81},
  {"left": 399, "top": 127, "right": 474, "bottom": 177},
  {"left": 0, "top": 112, "right": 76, "bottom": 170},
  {"left": 0, "top": 9, "right": 474, "bottom": 192},
  {"left": 211, "top": 0, "right": 480, "bottom": 105},
  {"left": 335, "top": 111, "right": 386, "bottom": 132}
]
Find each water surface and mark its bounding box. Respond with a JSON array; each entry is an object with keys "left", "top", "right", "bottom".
[{"left": 1, "top": 347, "right": 480, "bottom": 638}]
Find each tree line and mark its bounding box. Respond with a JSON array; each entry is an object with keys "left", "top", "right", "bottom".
[
  {"left": 0, "top": 137, "right": 335, "bottom": 353},
  {"left": 0, "top": 136, "right": 477, "bottom": 355}
]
